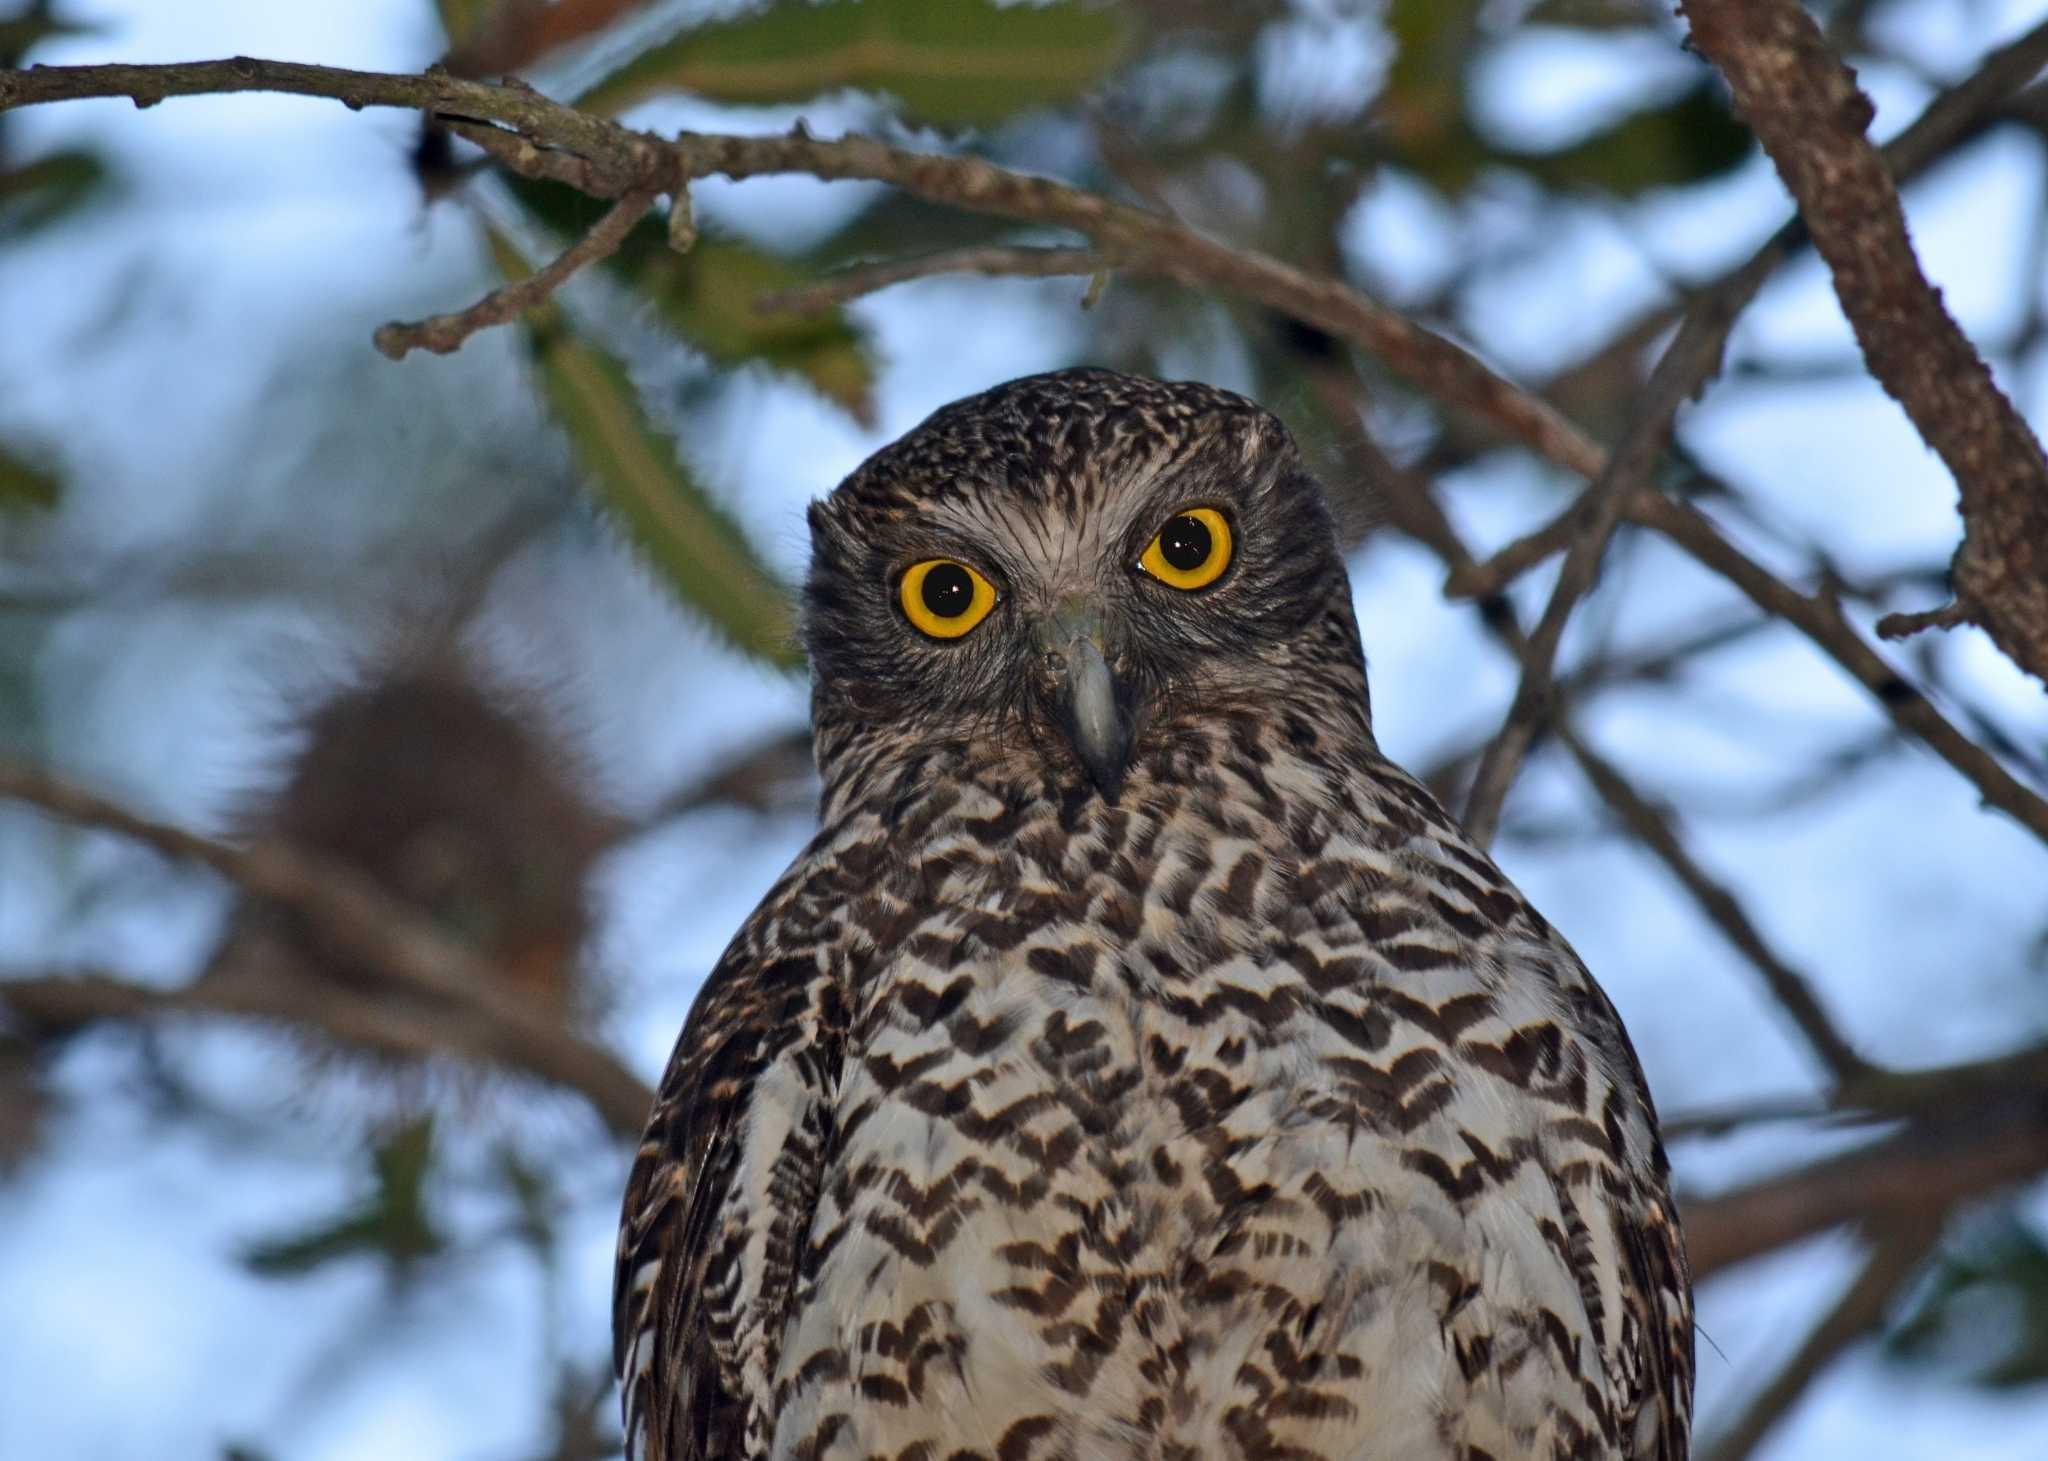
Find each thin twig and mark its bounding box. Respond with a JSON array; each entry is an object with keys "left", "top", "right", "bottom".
[
  {"left": 1629, "top": 491, "right": 2048, "bottom": 846},
  {"left": 1684, "top": 0, "right": 2048, "bottom": 687},
  {"left": 1460, "top": 256, "right": 1771, "bottom": 845},
  {"left": 0, "top": 758, "right": 651, "bottom": 1131},
  {"left": 1874, "top": 599, "right": 1970, "bottom": 640},
  {"left": 756, "top": 245, "right": 1109, "bottom": 317},
  {"left": 374, "top": 184, "right": 658, "bottom": 358},
  {"left": 1700, "top": 1220, "right": 1944, "bottom": 1461},
  {"left": 1306, "top": 363, "right": 1871, "bottom": 1080},
  {"left": 1557, "top": 722, "right": 1868, "bottom": 1078}
]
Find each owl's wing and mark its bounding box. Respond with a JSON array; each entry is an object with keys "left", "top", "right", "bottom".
[
  {"left": 1623, "top": 1181, "right": 1695, "bottom": 1460},
  {"left": 1568, "top": 980, "right": 1696, "bottom": 1460},
  {"left": 614, "top": 935, "right": 843, "bottom": 1461}
]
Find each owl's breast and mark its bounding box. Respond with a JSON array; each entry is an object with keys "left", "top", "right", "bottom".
[{"left": 765, "top": 789, "right": 1637, "bottom": 1460}]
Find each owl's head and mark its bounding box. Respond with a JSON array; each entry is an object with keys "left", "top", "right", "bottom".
[{"left": 804, "top": 369, "right": 1366, "bottom": 802}]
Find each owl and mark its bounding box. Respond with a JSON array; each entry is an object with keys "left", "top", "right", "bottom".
[{"left": 615, "top": 369, "right": 1693, "bottom": 1460}]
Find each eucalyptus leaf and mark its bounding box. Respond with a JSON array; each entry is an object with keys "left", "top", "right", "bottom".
[
  {"left": 576, "top": 0, "right": 1134, "bottom": 128},
  {"left": 1512, "top": 79, "right": 1750, "bottom": 196},
  {"left": 0, "top": 151, "right": 106, "bottom": 240}
]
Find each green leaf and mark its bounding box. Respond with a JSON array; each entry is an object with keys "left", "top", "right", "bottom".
[
  {"left": 1512, "top": 79, "right": 1751, "bottom": 196},
  {"left": 509, "top": 175, "right": 876, "bottom": 423},
  {"left": 1522, "top": 0, "right": 1655, "bottom": 28},
  {"left": 0, "top": 151, "right": 106, "bottom": 239},
  {"left": 0, "top": 442, "right": 60, "bottom": 512},
  {"left": 0, "top": 17, "right": 95, "bottom": 66},
  {"left": 576, "top": 0, "right": 1134, "bottom": 128},
  {"left": 490, "top": 229, "right": 801, "bottom": 668},
  {"left": 1887, "top": 1210, "right": 2048, "bottom": 1387},
  {"left": 1380, "top": 0, "right": 1486, "bottom": 193},
  {"left": 242, "top": 1120, "right": 444, "bottom": 1277}
]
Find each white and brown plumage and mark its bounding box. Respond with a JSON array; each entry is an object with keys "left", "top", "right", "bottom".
[{"left": 615, "top": 369, "right": 1693, "bottom": 1460}]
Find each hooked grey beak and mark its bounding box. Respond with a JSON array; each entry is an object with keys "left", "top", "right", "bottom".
[{"left": 1035, "top": 604, "right": 1133, "bottom": 801}]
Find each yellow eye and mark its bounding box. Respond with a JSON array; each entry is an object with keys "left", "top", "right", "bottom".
[
  {"left": 899, "top": 558, "right": 998, "bottom": 639},
  {"left": 1139, "top": 507, "right": 1232, "bottom": 591}
]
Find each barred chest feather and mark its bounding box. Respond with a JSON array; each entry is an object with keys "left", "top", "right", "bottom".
[{"left": 736, "top": 739, "right": 1676, "bottom": 1461}]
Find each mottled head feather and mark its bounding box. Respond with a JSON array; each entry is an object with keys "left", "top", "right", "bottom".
[{"left": 800, "top": 369, "right": 1367, "bottom": 801}]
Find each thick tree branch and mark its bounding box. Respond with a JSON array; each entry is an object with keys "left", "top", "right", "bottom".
[
  {"left": 1, "top": 970, "right": 655, "bottom": 1136},
  {"left": 0, "top": 57, "right": 1602, "bottom": 481},
  {"left": 1684, "top": 0, "right": 2048, "bottom": 687},
  {"left": 0, "top": 758, "right": 651, "bottom": 1133},
  {"left": 1682, "top": 1098, "right": 2048, "bottom": 1279}
]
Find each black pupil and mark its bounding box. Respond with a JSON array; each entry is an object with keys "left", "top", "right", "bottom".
[
  {"left": 1159, "top": 515, "right": 1213, "bottom": 573},
  {"left": 921, "top": 562, "right": 975, "bottom": 618}
]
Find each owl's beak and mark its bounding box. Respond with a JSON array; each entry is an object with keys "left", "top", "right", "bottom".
[{"left": 1036, "top": 605, "right": 1133, "bottom": 802}]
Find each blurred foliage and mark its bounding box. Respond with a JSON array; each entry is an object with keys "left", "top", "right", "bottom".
[
  {"left": 1889, "top": 1210, "right": 2048, "bottom": 1388},
  {"left": 242, "top": 1119, "right": 445, "bottom": 1279},
  {"left": 575, "top": 0, "right": 1135, "bottom": 126},
  {"left": 0, "top": 440, "right": 60, "bottom": 511},
  {"left": 490, "top": 229, "right": 801, "bottom": 667},
  {"left": 1381, "top": 0, "right": 1747, "bottom": 196},
  {"left": 0, "top": 149, "right": 104, "bottom": 238}
]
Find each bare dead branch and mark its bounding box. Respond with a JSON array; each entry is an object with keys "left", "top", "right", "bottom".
[
  {"left": 374, "top": 184, "right": 659, "bottom": 358},
  {"left": 1461, "top": 279, "right": 1766, "bottom": 844},
  {"left": 755, "top": 245, "right": 1108, "bottom": 317},
  {"left": 1557, "top": 723, "right": 1868, "bottom": 1080},
  {"left": 1, "top": 970, "right": 655, "bottom": 1136},
  {"left": 1683, "top": 1098, "right": 2048, "bottom": 1279},
  {"left": 1630, "top": 491, "right": 2048, "bottom": 846},
  {"left": 0, "top": 57, "right": 1603, "bottom": 481},
  {"left": 0, "top": 758, "right": 651, "bottom": 1132},
  {"left": 1305, "top": 363, "right": 1872, "bottom": 1080},
  {"left": 1700, "top": 1219, "right": 1945, "bottom": 1461},
  {"left": 1684, "top": 0, "right": 2048, "bottom": 687},
  {"left": 1543, "top": 17, "right": 2048, "bottom": 447}
]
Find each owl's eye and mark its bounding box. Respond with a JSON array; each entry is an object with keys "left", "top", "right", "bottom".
[
  {"left": 899, "top": 558, "right": 998, "bottom": 639},
  {"left": 1139, "top": 507, "right": 1233, "bottom": 591}
]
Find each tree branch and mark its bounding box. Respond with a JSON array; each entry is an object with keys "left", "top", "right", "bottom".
[
  {"left": 1460, "top": 275, "right": 1766, "bottom": 845},
  {"left": 0, "top": 57, "right": 1603, "bottom": 481},
  {"left": 1557, "top": 722, "right": 1868, "bottom": 1080},
  {"left": 1699, "top": 1218, "right": 1944, "bottom": 1461},
  {"left": 0, "top": 758, "right": 652, "bottom": 1134},
  {"left": 1629, "top": 491, "right": 2048, "bottom": 846},
  {"left": 1683, "top": 0, "right": 2048, "bottom": 687},
  {"left": 373, "top": 183, "right": 660, "bottom": 359},
  {"left": 1, "top": 969, "right": 655, "bottom": 1136}
]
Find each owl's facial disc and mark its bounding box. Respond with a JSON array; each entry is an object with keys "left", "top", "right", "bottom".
[{"left": 1030, "top": 599, "right": 1133, "bottom": 802}]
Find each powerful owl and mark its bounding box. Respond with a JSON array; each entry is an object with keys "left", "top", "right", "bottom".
[{"left": 615, "top": 369, "right": 1693, "bottom": 1460}]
